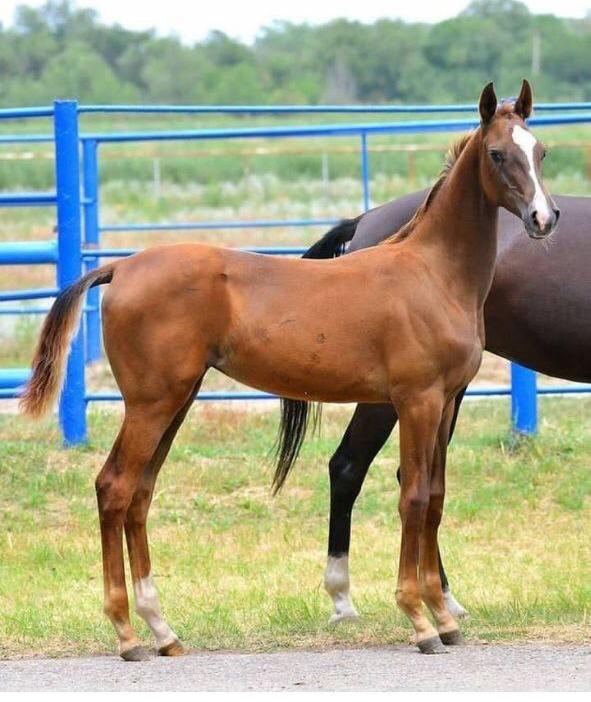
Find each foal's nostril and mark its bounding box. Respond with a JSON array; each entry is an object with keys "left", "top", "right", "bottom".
[{"left": 553, "top": 207, "right": 560, "bottom": 224}]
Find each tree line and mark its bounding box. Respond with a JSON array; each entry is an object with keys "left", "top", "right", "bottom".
[{"left": 0, "top": 0, "right": 589, "bottom": 107}]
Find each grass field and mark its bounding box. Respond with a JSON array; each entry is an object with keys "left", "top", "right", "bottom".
[{"left": 0, "top": 397, "right": 589, "bottom": 658}]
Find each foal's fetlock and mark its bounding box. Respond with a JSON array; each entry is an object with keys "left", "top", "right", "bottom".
[{"left": 329, "top": 606, "right": 360, "bottom": 625}]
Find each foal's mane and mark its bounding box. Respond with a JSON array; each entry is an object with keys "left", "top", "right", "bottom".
[{"left": 382, "top": 133, "right": 473, "bottom": 245}]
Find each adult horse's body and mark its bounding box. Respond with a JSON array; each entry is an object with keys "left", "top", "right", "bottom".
[
  {"left": 297, "top": 176, "right": 588, "bottom": 624},
  {"left": 21, "top": 82, "right": 557, "bottom": 659}
]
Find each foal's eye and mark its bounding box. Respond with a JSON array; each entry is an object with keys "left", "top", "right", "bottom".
[{"left": 489, "top": 150, "right": 504, "bottom": 165}]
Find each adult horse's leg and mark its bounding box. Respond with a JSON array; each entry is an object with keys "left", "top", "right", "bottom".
[
  {"left": 395, "top": 391, "right": 447, "bottom": 654},
  {"left": 325, "top": 403, "right": 397, "bottom": 622},
  {"left": 419, "top": 399, "right": 462, "bottom": 645},
  {"left": 124, "top": 383, "right": 202, "bottom": 657}
]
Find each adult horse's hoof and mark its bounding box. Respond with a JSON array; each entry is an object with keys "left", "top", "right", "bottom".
[
  {"left": 158, "top": 639, "right": 186, "bottom": 657},
  {"left": 417, "top": 635, "right": 448, "bottom": 655},
  {"left": 439, "top": 629, "right": 464, "bottom": 646},
  {"left": 328, "top": 609, "right": 360, "bottom": 625},
  {"left": 443, "top": 590, "right": 469, "bottom": 619},
  {"left": 121, "top": 645, "right": 151, "bottom": 662}
]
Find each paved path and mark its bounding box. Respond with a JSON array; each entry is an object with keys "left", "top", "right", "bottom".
[{"left": 1, "top": 644, "right": 590, "bottom": 691}]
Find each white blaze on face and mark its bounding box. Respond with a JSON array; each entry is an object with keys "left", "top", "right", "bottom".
[
  {"left": 511, "top": 124, "right": 552, "bottom": 228},
  {"left": 324, "top": 555, "right": 360, "bottom": 623},
  {"left": 134, "top": 573, "right": 178, "bottom": 649}
]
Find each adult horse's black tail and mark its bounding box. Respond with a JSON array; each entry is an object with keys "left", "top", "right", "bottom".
[{"left": 272, "top": 218, "right": 360, "bottom": 494}]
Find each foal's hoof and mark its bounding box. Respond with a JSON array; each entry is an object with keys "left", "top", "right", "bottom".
[
  {"left": 328, "top": 609, "right": 360, "bottom": 625},
  {"left": 439, "top": 629, "right": 464, "bottom": 646},
  {"left": 417, "top": 635, "right": 448, "bottom": 655},
  {"left": 121, "top": 645, "right": 151, "bottom": 662},
  {"left": 158, "top": 639, "right": 186, "bottom": 657}
]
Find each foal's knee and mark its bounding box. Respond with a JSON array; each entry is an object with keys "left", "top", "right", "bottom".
[{"left": 398, "top": 490, "right": 430, "bottom": 525}]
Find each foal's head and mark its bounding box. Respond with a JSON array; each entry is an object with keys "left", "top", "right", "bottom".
[{"left": 478, "top": 80, "right": 559, "bottom": 239}]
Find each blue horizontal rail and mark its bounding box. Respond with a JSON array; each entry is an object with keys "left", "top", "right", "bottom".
[
  {"left": 4, "top": 111, "right": 590, "bottom": 148},
  {"left": 0, "top": 369, "right": 30, "bottom": 389},
  {"left": 0, "top": 240, "right": 58, "bottom": 265},
  {"left": 82, "top": 113, "right": 591, "bottom": 144},
  {"left": 0, "top": 305, "right": 98, "bottom": 315},
  {"left": 77, "top": 102, "right": 591, "bottom": 115},
  {"left": 0, "top": 106, "right": 54, "bottom": 120},
  {"left": 99, "top": 218, "right": 340, "bottom": 233},
  {"left": 2, "top": 383, "right": 590, "bottom": 402},
  {"left": 0, "top": 306, "right": 50, "bottom": 315},
  {"left": 0, "top": 134, "right": 54, "bottom": 144},
  {"left": 79, "top": 384, "right": 591, "bottom": 403},
  {"left": 82, "top": 246, "right": 308, "bottom": 259},
  {"left": 0, "top": 287, "right": 59, "bottom": 302},
  {"left": 0, "top": 192, "right": 57, "bottom": 206}
]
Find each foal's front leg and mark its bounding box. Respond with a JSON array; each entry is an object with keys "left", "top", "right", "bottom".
[
  {"left": 418, "top": 400, "right": 462, "bottom": 645},
  {"left": 395, "top": 392, "right": 447, "bottom": 654}
]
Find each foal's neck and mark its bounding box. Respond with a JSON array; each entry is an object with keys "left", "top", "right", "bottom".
[{"left": 414, "top": 132, "right": 498, "bottom": 310}]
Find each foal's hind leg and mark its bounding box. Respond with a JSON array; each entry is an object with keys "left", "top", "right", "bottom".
[
  {"left": 439, "top": 388, "right": 469, "bottom": 620},
  {"left": 96, "top": 391, "right": 198, "bottom": 661},
  {"left": 125, "top": 386, "right": 200, "bottom": 657},
  {"left": 418, "top": 400, "right": 462, "bottom": 645},
  {"left": 325, "top": 403, "right": 397, "bottom": 623}
]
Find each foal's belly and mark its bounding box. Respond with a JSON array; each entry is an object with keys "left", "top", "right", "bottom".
[{"left": 217, "top": 321, "right": 391, "bottom": 403}]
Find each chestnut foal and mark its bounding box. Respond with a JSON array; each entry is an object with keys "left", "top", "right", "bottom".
[{"left": 21, "top": 81, "right": 557, "bottom": 659}]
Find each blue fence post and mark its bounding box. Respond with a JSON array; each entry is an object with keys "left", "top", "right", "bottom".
[
  {"left": 54, "top": 99, "right": 86, "bottom": 445},
  {"left": 82, "top": 138, "right": 101, "bottom": 362},
  {"left": 360, "top": 132, "right": 370, "bottom": 212},
  {"left": 511, "top": 362, "right": 537, "bottom": 434}
]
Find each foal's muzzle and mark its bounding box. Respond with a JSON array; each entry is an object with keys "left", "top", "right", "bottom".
[{"left": 524, "top": 204, "right": 560, "bottom": 239}]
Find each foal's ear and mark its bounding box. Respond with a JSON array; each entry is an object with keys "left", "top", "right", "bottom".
[
  {"left": 514, "top": 79, "right": 533, "bottom": 120},
  {"left": 479, "top": 82, "right": 497, "bottom": 126}
]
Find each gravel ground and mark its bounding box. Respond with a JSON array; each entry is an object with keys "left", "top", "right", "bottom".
[{"left": 1, "top": 644, "right": 590, "bottom": 691}]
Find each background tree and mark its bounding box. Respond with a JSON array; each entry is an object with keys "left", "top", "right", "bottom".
[{"left": 0, "top": 0, "right": 589, "bottom": 106}]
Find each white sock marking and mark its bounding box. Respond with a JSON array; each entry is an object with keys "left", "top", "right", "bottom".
[
  {"left": 324, "top": 555, "right": 359, "bottom": 623},
  {"left": 443, "top": 589, "right": 469, "bottom": 619},
  {"left": 511, "top": 124, "right": 551, "bottom": 228},
  {"left": 134, "top": 573, "right": 178, "bottom": 648}
]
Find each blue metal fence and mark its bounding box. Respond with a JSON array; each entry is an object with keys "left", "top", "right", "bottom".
[{"left": 1, "top": 100, "right": 591, "bottom": 444}]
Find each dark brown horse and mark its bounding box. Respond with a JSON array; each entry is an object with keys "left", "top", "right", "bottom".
[
  {"left": 21, "top": 81, "right": 558, "bottom": 659},
  {"left": 291, "top": 154, "right": 589, "bottom": 625}
]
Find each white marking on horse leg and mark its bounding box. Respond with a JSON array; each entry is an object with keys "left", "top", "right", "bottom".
[
  {"left": 511, "top": 124, "right": 551, "bottom": 228},
  {"left": 443, "top": 588, "right": 469, "bottom": 619},
  {"left": 134, "top": 573, "right": 178, "bottom": 649},
  {"left": 324, "top": 555, "right": 360, "bottom": 624}
]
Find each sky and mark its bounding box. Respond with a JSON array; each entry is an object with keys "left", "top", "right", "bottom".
[{"left": 0, "top": 0, "right": 589, "bottom": 44}]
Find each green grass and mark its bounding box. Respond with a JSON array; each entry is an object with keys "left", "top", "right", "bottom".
[{"left": 0, "top": 398, "right": 589, "bottom": 658}]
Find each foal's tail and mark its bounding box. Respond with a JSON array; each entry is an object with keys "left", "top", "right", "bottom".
[
  {"left": 272, "top": 218, "right": 359, "bottom": 494},
  {"left": 19, "top": 264, "right": 115, "bottom": 418}
]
